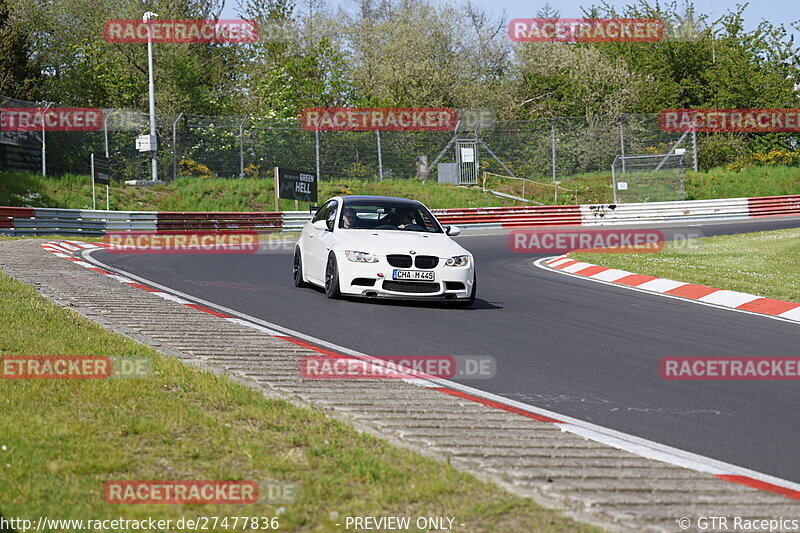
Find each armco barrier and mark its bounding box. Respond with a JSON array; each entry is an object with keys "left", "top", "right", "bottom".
[
  {"left": 0, "top": 207, "right": 34, "bottom": 229},
  {"left": 156, "top": 212, "right": 283, "bottom": 232},
  {"left": 580, "top": 197, "right": 751, "bottom": 226},
  {"left": 1, "top": 195, "right": 799, "bottom": 235},
  {"left": 432, "top": 205, "right": 581, "bottom": 229},
  {"left": 748, "top": 195, "right": 800, "bottom": 218}
]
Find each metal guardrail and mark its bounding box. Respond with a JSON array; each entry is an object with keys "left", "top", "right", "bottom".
[
  {"left": 2, "top": 195, "right": 799, "bottom": 236},
  {"left": 748, "top": 195, "right": 800, "bottom": 218},
  {"left": 580, "top": 197, "right": 752, "bottom": 226}
]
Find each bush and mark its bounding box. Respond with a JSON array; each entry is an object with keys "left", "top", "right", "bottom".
[
  {"left": 697, "top": 135, "right": 750, "bottom": 170},
  {"left": 177, "top": 159, "right": 214, "bottom": 178},
  {"left": 726, "top": 150, "right": 800, "bottom": 171},
  {"left": 244, "top": 164, "right": 261, "bottom": 179}
]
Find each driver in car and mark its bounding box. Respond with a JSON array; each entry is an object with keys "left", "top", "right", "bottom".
[
  {"left": 397, "top": 209, "right": 416, "bottom": 229},
  {"left": 342, "top": 208, "right": 357, "bottom": 228}
]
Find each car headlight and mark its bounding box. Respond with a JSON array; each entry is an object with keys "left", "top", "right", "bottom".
[
  {"left": 445, "top": 255, "right": 470, "bottom": 267},
  {"left": 344, "top": 250, "right": 379, "bottom": 263}
]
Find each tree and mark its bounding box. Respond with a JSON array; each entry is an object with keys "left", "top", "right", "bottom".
[
  {"left": 0, "top": 0, "right": 40, "bottom": 99},
  {"left": 536, "top": 2, "right": 560, "bottom": 19},
  {"left": 4, "top": 0, "right": 239, "bottom": 112}
]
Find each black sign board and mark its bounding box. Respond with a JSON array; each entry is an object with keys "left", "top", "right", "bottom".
[
  {"left": 92, "top": 156, "right": 111, "bottom": 185},
  {"left": 277, "top": 167, "right": 317, "bottom": 203}
]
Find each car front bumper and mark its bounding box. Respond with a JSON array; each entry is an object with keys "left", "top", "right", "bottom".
[{"left": 336, "top": 256, "right": 474, "bottom": 300}]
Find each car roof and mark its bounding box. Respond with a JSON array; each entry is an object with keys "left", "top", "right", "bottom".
[{"left": 340, "top": 195, "right": 423, "bottom": 206}]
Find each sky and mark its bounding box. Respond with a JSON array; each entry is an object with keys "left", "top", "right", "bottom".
[
  {"left": 223, "top": 0, "right": 799, "bottom": 40},
  {"left": 490, "top": 0, "right": 795, "bottom": 31}
]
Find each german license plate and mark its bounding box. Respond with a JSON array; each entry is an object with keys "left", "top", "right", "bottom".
[{"left": 393, "top": 270, "right": 435, "bottom": 281}]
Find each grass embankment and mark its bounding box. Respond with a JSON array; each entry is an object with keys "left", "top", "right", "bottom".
[
  {"left": 0, "top": 172, "right": 530, "bottom": 211},
  {"left": 570, "top": 227, "right": 800, "bottom": 302},
  {"left": 0, "top": 268, "right": 600, "bottom": 532},
  {"left": 3, "top": 165, "right": 798, "bottom": 212},
  {"left": 487, "top": 165, "right": 800, "bottom": 205}
]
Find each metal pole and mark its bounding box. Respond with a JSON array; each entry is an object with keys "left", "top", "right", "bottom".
[
  {"left": 315, "top": 127, "right": 321, "bottom": 182},
  {"left": 612, "top": 156, "right": 619, "bottom": 204},
  {"left": 551, "top": 120, "right": 557, "bottom": 202},
  {"left": 692, "top": 130, "right": 698, "bottom": 172},
  {"left": 619, "top": 115, "right": 626, "bottom": 173},
  {"left": 91, "top": 153, "right": 96, "bottom": 210},
  {"left": 41, "top": 121, "right": 46, "bottom": 176},
  {"left": 41, "top": 102, "right": 51, "bottom": 176},
  {"left": 144, "top": 12, "right": 159, "bottom": 181},
  {"left": 103, "top": 109, "right": 111, "bottom": 159},
  {"left": 680, "top": 156, "right": 685, "bottom": 200},
  {"left": 239, "top": 115, "right": 248, "bottom": 178},
  {"left": 172, "top": 112, "right": 183, "bottom": 181},
  {"left": 274, "top": 167, "right": 280, "bottom": 211},
  {"left": 376, "top": 130, "right": 383, "bottom": 181},
  {"left": 106, "top": 184, "right": 110, "bottom": 211}
]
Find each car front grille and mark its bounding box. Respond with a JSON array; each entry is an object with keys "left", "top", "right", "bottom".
[
  {"left": 382, "top": 281, "right": 440, "bottom": 293},
  {"left": 387, "top": 254, "right": 412, "bottom": 268},
  {"left": 414, "top": 255, "right": 438, "bottom": 269}
]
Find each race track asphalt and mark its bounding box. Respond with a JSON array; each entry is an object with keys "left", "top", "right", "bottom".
[{"left": 91, "top": 216, "right": 800, "bottom": 483}]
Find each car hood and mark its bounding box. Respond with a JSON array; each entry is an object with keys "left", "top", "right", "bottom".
[{"left": 334, "top": 230, "right": 469, "bottom": 257}]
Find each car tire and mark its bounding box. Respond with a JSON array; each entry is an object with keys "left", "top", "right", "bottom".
[
  {"left": 325, "top": 252, "right": 341, "bottom": 299},
  {"left": 293, "top": 247, "right": 308, "bottom": 288},
  {"left": 451, "top": 273, "right": 476, "bottom": 308}
]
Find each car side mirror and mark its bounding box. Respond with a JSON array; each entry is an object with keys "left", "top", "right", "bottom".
[
  {"left": 445, "top": 225, "right": 461, "bottom": 236},
  {"left": 312, "top": 220, "right": 328, "bottom": 231}
]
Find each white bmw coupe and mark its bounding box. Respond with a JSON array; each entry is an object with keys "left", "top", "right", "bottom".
[{"left": 293, "top": 196, "right": 476, "bottom": 306}]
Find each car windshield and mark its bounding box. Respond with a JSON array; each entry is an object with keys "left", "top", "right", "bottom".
[{"left": 339, "top": 202, "right": 442, "bottom": 233}]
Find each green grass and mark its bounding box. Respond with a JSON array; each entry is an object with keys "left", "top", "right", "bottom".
[
  {"left": 684, "top": 165, "right": 800, "bottom": 201},
  {"left": 0, "top": 172, "right": 532, "bottom": 212},
  {"left": 489, "top": 165, "right": 800, "bottom": 205},
  {"left": 3, "top": 164, "right": 798, "bottom": 213},
  {"left": 570, "top": 227, "right": 800, "bottom": 302},
  {"left": 0, "top": 268, "right": 601, "bottom": 532}
]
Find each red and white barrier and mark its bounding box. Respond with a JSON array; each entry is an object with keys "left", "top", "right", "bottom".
[{"left": 2, "top": 194, "right": 800, "bottom": 235}]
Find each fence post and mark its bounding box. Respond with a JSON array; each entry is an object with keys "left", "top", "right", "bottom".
[
  {"left": 692, "top": 130, "right": 698, "bottom": 172},
  {"left": 551, "top": 119, "right": 557, "bottom": 202},
  {"left": 172, "top": 113, "right": 183, "bottom": 181},
  {"left": 680, "top": 155, "right": 686, "bottom": 200},
  {"left": 376, "top": 130, "right": 383, "bottom": 181},
  {"left": 315, "top": 127, "right": 321, "bottom": 182},
  {"left": 619, "top": 114, "right": 626, "bottom": 173},
  {"left": 41, "top": 102, "right": 52, "bottom": 176},
  {"left": 239, "top": 115, "right": 248, "bottom": 178},
  {"left": 103, "top": 110, "right": 111, "bottom": 159}
]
